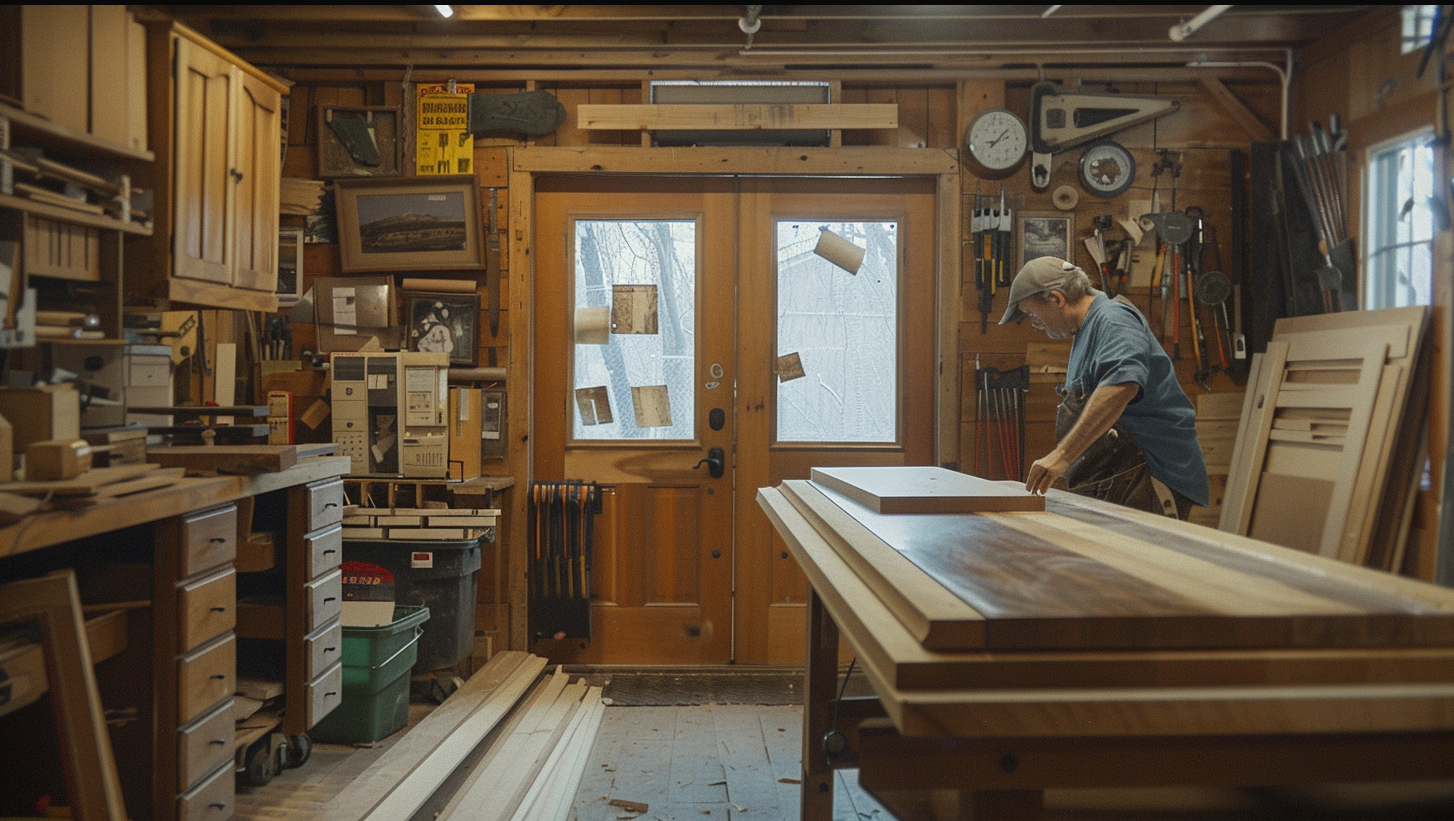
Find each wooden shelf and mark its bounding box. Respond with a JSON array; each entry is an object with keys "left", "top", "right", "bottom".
[
  {"left": 0, "top": 103, "right": 154, "bottom": 164},
  {"left": 0, "top": 191, "right": 153, "bottom": 235}
]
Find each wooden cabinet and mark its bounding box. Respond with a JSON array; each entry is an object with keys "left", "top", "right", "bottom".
[{"left": 129, "top": 19, "right": 285, "bottom": 312}]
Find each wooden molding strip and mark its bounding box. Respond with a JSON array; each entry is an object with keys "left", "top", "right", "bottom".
[
  {"left": 512, "top": 145, "right": 959, "bottom": 175},
  {"left": 576, "top": 102, "right": 898, "bottom": 130}
]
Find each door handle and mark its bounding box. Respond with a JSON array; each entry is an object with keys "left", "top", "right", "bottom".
[{"left": 694, "top": 446, "right": 725, "bottom": 479}]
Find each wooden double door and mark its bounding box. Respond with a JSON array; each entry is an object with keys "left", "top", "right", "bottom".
[{"left": 533, "top": 176, "right": 936, "bottom": 664}]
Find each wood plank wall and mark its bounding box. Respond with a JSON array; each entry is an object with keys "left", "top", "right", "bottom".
[{"left": 271, "top": 69, "right": 1295, "bottom": 651}]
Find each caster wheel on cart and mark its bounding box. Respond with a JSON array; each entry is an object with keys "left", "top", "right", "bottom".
[
  {"left": 286, "top": 734, "right": 312, "bottom": 768},
  {"left": 244, "top": 742, "right": 276, "bottom": 787}
]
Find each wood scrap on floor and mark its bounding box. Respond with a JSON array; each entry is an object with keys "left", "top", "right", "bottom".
[{"left": 1218, "top": 306, "right": 1430, "bottom": 571}]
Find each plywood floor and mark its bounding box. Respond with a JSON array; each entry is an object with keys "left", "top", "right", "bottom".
[{"left": 231, "top": 671, "right": 1454, "bottom": 821}]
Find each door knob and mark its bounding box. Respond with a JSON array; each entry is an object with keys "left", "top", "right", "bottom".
[{"left": 693, "top": 446, "right": 725, "bottom": 478}]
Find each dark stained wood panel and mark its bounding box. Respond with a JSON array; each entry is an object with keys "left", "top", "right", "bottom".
[{"left": 794, "top": 473, "right": 1454, "bottom": 652}]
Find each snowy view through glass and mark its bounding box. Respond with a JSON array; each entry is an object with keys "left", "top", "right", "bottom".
[
  {"left": 572, "top": 219, "right": 696, "bottom": 440},
  {"left": 776, "top": 220, "right": 898, "bottom": 443}
]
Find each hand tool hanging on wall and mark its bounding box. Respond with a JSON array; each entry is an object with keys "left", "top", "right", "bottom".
[
  {"left": 1196, "top": 221, "right": 1233, "bottom": 372},
  {"left": 528, "top": 480, "right": 599, "bottom": 642},
  {"left": 973, "top": 182, "right": 994, "bottom": 333},
  {"left": 1285, "top": 121, "right": 1351, "bottom": 312},
  {"left": 486, "top": 187, "right": 501, "bottom": 366},
  {"left": 977, "top": 365, "right": 1029, "bottom": 481},
  {"left": 1184, "top": 207, "right": 1212, "bottom": 388},
  {"left": 994, "top": 186, "right": 1013, "bottom": 289}
]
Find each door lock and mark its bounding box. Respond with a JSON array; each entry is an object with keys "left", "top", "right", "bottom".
[{"left": 694, "top": 446, "right": 725, "bottom": 478}]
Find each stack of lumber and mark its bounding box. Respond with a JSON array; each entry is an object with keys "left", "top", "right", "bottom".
[
  {"left": 342, "top": 506, "right": 499, "bottom": 541},
  {"left": 1189, "top": 390, "right": 1244, "bottom": 528},
  {"left": 1218, "top": 306, "right": 1430, "bottom": 570},
  {"left": 0, "top": 463, "right": 183, "bottom": 511},
  {"left": 757, "top": 467, "right": 1454, "bottom": 739},
  {"left": 319, "top": 652, "right": 604, "bottom": 821}
]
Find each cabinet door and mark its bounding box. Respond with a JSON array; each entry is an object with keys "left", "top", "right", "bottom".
[
  {"left": 233, "top": 71, "right": 281, "bottom": 293},
  {"left": 172, "top": 35, "right": 236, "bottom": 286}
]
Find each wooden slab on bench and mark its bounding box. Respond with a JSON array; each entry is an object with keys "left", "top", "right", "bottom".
[
  {"left": 810, "top": 465, "right": 1044, "bottom": 514},
  {"left": 147, "top": 444, "right": 301, "bottom": 475},
  {"left": 0, "top": 463, "right": 162, "bottom": 496}
]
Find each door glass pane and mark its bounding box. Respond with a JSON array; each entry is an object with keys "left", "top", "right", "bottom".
[
  {"left": 573, "top": 219, "right": 696, "bottom": 441},
  {"left": 776, "top": 220, "right": 898, "bottom": 443}
]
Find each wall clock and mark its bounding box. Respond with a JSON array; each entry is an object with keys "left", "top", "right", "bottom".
[
  {"left": 963, "top": 108, "right": 1028, "bottom": 179},
  {"left": 1078, "top": 141, "right": 1136, "bottom": 197}
]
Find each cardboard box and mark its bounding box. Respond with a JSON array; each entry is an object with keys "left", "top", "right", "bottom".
[
  {"left": 314, "top": 276, "right": 400, "bottom": 353},
  {"left": 0, "top": 384, "right": 81, "bottom": 449}
]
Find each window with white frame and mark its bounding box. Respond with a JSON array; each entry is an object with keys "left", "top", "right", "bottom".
[
  {"left": 1401, "top": 5, "right": 1441, "bottom": 55},
  {"left": 1363, "top": 129, "right": 1436, "bottom": 309}
]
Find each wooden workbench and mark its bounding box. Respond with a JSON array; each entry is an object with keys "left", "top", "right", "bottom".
[
  {"left": 0, "top": 455, "right": 350, "bottom": 821},
  {"left": 758, "top": 473, "right": 1454, "bottom": 820}
]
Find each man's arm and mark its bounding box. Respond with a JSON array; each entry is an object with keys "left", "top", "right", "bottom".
[{"left": 1024, "top": 381, "right": 1140, "bottom": 495}]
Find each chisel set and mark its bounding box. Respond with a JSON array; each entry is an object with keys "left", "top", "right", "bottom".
[{"left": 972, "top": 183, "right": 1012, "bottom": 333}]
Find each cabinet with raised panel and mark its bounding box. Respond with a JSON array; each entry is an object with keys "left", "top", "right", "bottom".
[{"left": 126, "top": 18, "right": 285, "bottom": 312}]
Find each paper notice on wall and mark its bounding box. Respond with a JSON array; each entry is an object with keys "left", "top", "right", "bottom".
[
  {"left": 575, "top": 386, "right": 613, "bottom": 426},
  {"left": 632, "top": 385, "right": 673, "bottom": 428},
  {"left": 417, "top": 82, "right": 475, "bottom": 175},
  {"left": 332, "top": 287, "right": 358, "bottom": 334},
  {"left": 776, "top": 352, "right": 806, "bottom": 382},
  {"left": 574, "top": 306, "right": 610, "bottom": 344},
  {"left": 611, "top": 284, "right": 659, "bottom": 334}
]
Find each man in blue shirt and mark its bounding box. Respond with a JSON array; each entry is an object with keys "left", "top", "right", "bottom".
[{"left": 1000, "top": 256, "right": 1209, "bottom": 519}]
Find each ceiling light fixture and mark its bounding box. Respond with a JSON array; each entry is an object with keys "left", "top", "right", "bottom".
[
  {"left": 1169, "top": 5, "right": 1233, "bottom": 42},
  {"left": 435, "top": 5, "right": 454, "bottom": 18}
]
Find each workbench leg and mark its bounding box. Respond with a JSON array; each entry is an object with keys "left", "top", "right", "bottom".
[{"left": 802, "top": 589, "right": 839, "bottom": 821}]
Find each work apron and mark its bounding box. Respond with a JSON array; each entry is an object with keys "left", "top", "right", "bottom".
[{"left": 1055, "top": 387, "right": 1180, "bottom": 518}]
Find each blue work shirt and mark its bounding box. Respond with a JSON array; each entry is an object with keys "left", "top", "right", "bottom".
[{"left": 1065, "top": 292, "right": 1210, "bottom": 506}]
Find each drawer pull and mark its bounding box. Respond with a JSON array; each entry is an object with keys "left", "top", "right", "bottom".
[
  {"left": 325, "top": 691, "right": 338, "bottom": 697},
  {"left": 210, "top": 738, "right": 227, "bottom": 745},
  {"left": 324, "top": 548, "right": 337, "bottom": 555},
  {"left": 323, "top": 502, "right": 339, "bottom": 509},
  {"left": 324, "top": 597, "right": 338, "bottom": 604},
  {"left": 210, "top": 537, "right": 228, "bottom": 544},
  {"left": 211, "top": 674, "right": 228, "bottom": 680},
  {"left": 324, "top": 646, "right": 337, "bottom": 653},
  {"left": 210, "top": 801, "right": 228, "bottom": 810},
  {"left": 210, "top": 606, "right": 227, "bottom": 613}
]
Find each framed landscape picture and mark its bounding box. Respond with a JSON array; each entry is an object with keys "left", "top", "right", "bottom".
[{"left": 334, "top": 176, "right": 485, "bottom": 273}]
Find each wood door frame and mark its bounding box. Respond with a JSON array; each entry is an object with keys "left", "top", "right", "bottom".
[{"left": 506, "top": 146, "right": 961, "bottom": 654}]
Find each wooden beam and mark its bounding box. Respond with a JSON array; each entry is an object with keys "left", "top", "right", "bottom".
[
  {"left": 575, "top": 103, "right": 898, "bottom": 131},
  {"left": 512, "top": 145, "right": 958, "bottom": 176},
  {"left": 1198, "top": 77, "right": 1276, "bottom": 142}
]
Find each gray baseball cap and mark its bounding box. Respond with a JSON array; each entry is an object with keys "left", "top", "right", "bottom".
[{"left": 998, "top": 256, "right": 1083, "bottom": 325}]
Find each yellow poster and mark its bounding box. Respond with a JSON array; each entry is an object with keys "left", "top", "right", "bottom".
[{"left": 417, "top": 82, "right": 474, "bottom": 175}]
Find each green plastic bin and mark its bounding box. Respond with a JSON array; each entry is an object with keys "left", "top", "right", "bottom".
[{"left": 310, "top": 605, "right": 430, "bottom": 744}]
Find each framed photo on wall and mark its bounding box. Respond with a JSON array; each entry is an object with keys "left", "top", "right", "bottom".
[
  {"left": 276, "top": 227, "right": 304, "bottom": 304},
  {"left": 1017, "top": 212, "right": 1074, "bottom": 270},
  {"left": 334, "top": 176, "right": 485, "bottom": 273},
  {"left": 405, "top": 291, "right": 480, "bottom": 367}
]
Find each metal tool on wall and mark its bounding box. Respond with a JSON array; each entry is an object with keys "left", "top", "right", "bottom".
[
  {"left": 1284, "top": 119, "right": 1352, "bottom": 312},
  {"left": 975, "top": 364, "right": 1029, "bottom": 481},
  {"left": 528, "top": 480, "right": 600, "bottom": 642}
]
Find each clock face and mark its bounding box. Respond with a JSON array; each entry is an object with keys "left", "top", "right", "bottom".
[
  {"left": 966, "top": 109, "right": 1028, "bottom": 176},
  {"left": 1079, "top": 141, "right": 1136, "bottom": 197}
]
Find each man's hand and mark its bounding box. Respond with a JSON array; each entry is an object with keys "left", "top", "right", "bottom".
[
  {"left": 1025, "top": 450, "right": 1073, "bottom": 495},
  {"left": 1025, "top": 381, "right": 1140, "bottom": 496}
]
